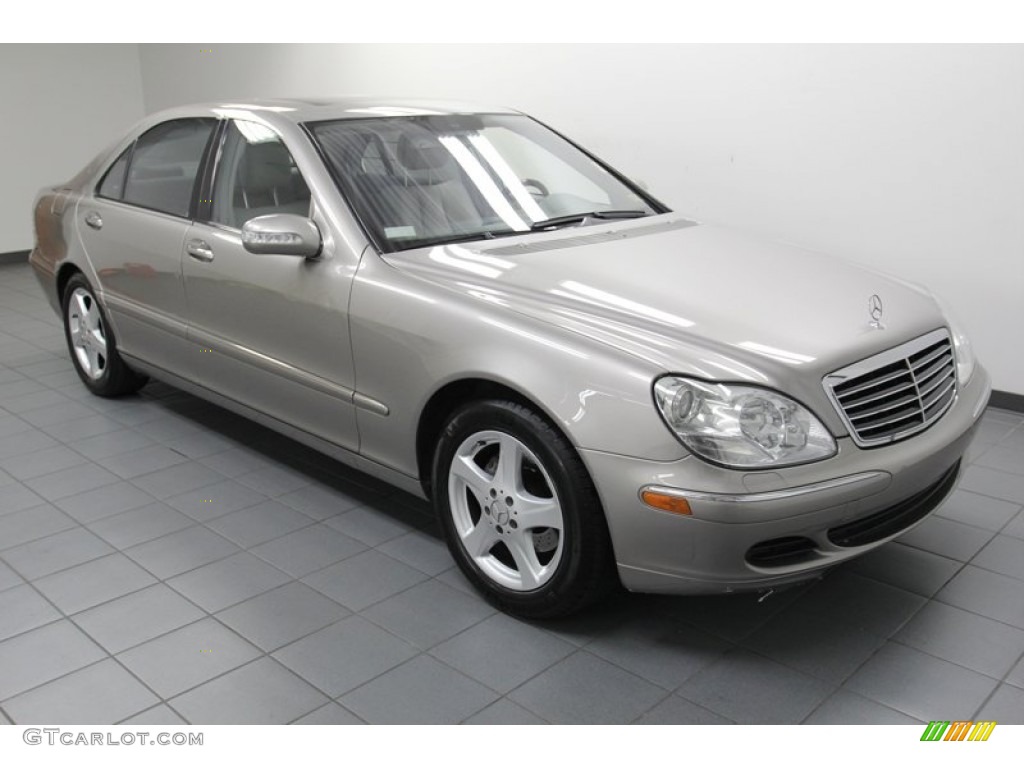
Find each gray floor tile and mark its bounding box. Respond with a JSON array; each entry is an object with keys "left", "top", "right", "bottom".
[
  {"left": 292, "top": 702, "right": 364, "bottom": 724},
  {"left": 431, "top": 613, "right": 575, "bottom": 694},
  {"left": 273, "top": 615, "right": 417, "bottom": 697},
  {"left": 463, "top": 698, "right": 547, "bottom": 724},
  {"left": 168, "top": 551, "right": 291, "bottom": 613},
  {"left": 935, "top": 489, "right": 1021, "bottom": 531},
  {"left": 98, "top": 445, "right": 190, "bottom": 479},
  {"left": 54, "top": 481, "right": 155, "bottom": 524},
  {"left": 0, "top": 504, "right": 77, "bottom": 549},
  {"left": 235, "top": 465, "right": 311, "bottom": 497},
  {"left": 972, "top": 534, "right": 1024, "bottom": 580},
  {"left": 676, "top": 649, "right": 834, "bottom": 724},
  {"left": 976, "top": 684, "right": 1024, "bottom": 723},
  {"left": 1008, "top": 657, "right": 1024, "bottom": 689},
  {"left": 0, "top": 583, "right": 60, "bottom": 642},
  {"left": 278, "top": 483, "right": 363, "bottom": 520},
  {"left": 897, "top": 514, "right": 995, "bottom": 562},
  {"left": 117, "top": 617, "right": 260, "bottom": 699},
  {"left": 169, "top": 657, "right": 328, "bottom": 724},
  {"left": 378, "top": 531, "right": 452, "bottom": 576},
  {"left": 634, "top": 694, "right": 733, "bottom": 724},
  {"left": 0, "top": 483, "right": 46, "bottom": 516},
  {"left": 937, "top": 565, "right": 1024, "bottom": 629},
  {"left": 975, "top": 444, "right": 1024, "bottom": 475},
  {"left": 894, "top": 601, "right": 1024, "bottom": 679},
  {"left": 0, "top": 430, "right": 60, "bottom": 463},
  {"left": 131, "top": 461, "right": 224, "bottom": 500},
  {"left": 165, "top": 479, "right": 268, "bottom": 523},
  {"left": 324, "top": 506, "right": 413, "bottom": 546},
  {"left": 665, "top": 587, "right": 810, "bottom": 643},
  {"left": 0, "top": 413, "right": 33, "bottom": 439},
  {"left": 0, "top": 709, "right": 9, "bottom": 724},
  {"left": 24, "top": 463, "right": 120, "bottom": 501},
  {"left": 0, "top": 561, "right": 22, "bottom": 592},
  {"left": 363, "top": 579, "right": 494, "bottom": 650},
  {"left": 88, "top": 502, "right": 193, "bottom": 549},
  {"left": 959, "top": 465, "right": 1024, "bottom": 504},
  {"left": 2, "top": 389, "right": 72, "bottom": 414},
  {"left": 124, "top": 525, "right": 240, "bottom": 579},
  {"left": 206, "top": 499, "right": 313, "bottom": 549},
  {"left": 845, "top": 642, "right": 998, "bottom": 721},
  {"left": 846, "top": 542, "right": 961, "bottom": 596},
  {"left": 341, "top": 654, "right": 497, "bottom": 724},
  {"left": 303, "top": 550, "right": 429, "bottom": 611},
  {"left": 0, "top": 445, "right": 88, "bottom": 481},
  {"left": 67, "top": 429, "right": 155, "bottom": 460},
  {"left": 2, "top": 659, "right": 158, "bottom": 725},
  {"left": 804, "top": 689, "right": 923, "bottom": 724},
  {"left": 34, "top": 553, "right": 157, "bottom": 615},
  {"left": 1004, "top": 509, "right": 1024, "bottom": 539},
  {"left": 161, "top": 430, "right": 236, "bottom": 460},
  {"left": 119, "top": 704, "right": 187, "bottom": 726},
  {"left": 587, "top": 613, "right": 732, "bottom": 689},
  {"left": 42, "top": 413, "right": 126, "bottom": 442},
  {"left": 73, "top": 583, "right": 207, "bottom": 654},
  {"left": 0, "top": 620, "right": 106, "bottom": 700},
  {"left": 509, "top": 650, "right": 666, "bottom": 724},
  {"left": 250, "top": 523, "right": 366, "bottom": 578},
  {"left": 201, "top": 447, "right": 278, "bottom": 478},
  {"left": 19, "top": 401, "right": 98, "bottom": 429},
  {"left": 216, "top": 581, "right": 349, "bottom": 652}
]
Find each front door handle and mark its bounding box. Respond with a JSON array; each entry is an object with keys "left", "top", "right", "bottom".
[
  {"left": 186, "top": 239, "right": 214, "bottom": 262},
  {"left": 84, "top": 211, "right": 103, "bottom": 230}
]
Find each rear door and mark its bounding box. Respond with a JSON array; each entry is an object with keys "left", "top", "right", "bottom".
[
  {"left": 77, "top": 118, "right": 217, "bottom": 373},
  {"left": 181, "top": 118, "right": 359, "bottom": 452}
]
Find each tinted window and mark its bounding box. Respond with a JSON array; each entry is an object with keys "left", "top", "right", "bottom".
[
  {"left": 97, "top": 146, "right": 131, "bottom": 200},
  {"left": 122, "top": 118, "right": 216, "bottom": 218},
  {"left": 210, "top": 120, "right": 311, "bottom": 229}
]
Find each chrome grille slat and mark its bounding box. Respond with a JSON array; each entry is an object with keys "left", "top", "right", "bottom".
[{"left": 824, "top": 330, "right": 957, "bottom": 448}]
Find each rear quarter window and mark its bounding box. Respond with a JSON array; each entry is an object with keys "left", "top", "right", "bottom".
[{"left": 121, "top": 118, "right": 217, "bottom": 218}]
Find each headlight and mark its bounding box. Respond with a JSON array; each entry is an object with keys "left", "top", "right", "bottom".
[
  {"left": 933, "top": 295, "right": 975, "bottom": 385},
  {"left": 654, "top": 377, "right": 837, "bottom": 468}
]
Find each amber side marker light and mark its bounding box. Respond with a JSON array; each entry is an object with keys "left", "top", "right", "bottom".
[{"left": 641, "top": 490, "right": 692, "bottom": 515}]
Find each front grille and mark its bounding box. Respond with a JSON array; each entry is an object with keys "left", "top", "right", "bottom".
[
  {"left": 824, "top": 329, "right": 956, "bottom": 447},
  {"left": 827, "top": 461, "right": 960, "bottom": 547}
]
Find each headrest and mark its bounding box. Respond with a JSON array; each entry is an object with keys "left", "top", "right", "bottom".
[
  {"left": 396, "top": 134, "right": 455, "bottom": 183},
  {"left": 243, "top": 141, "right": 294, "bottom": 190}
]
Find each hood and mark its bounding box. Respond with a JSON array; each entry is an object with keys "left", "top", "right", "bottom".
[{"left": 382, "top": 216, "right": 947, "bottom": 383}]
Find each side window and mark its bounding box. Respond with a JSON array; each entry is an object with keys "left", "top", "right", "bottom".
[
  {"left": 122, "top": 118, "right": 216, "bottom": 218},
  {"left": 210, "top": 120, "right": 311, "bottom": 229},
  {"left": 97, "top": 146, "right": 132, "bottom": 200}
]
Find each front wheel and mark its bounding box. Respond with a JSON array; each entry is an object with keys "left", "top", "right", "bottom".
[
  {"left": 432, "top": 400, "right": 616, "bottom": 619},
  {"left": 62, "top": 273, "right": 147, "bottom": 397}
]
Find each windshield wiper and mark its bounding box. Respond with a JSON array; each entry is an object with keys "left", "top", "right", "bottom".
[
  {"left": 391, "top": 229, "right": 521, "bottom": 251},
  {"left": 529, "top": 210, "right": 649, "bottom": 231}
]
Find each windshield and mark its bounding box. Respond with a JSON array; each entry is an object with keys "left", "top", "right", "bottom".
[{"left": 308, "top": 114, "right": 664, "bottom": 252}]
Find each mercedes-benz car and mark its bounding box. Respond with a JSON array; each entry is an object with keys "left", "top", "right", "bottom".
[{"left": 29, "top": 98, "right": 990, "bottom": 618}]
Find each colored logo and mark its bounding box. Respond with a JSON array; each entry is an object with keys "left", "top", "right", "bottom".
[{"left": 920, "top": 721, "right": 996, "bottom": 742}]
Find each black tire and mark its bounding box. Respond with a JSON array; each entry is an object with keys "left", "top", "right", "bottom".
[
  {"left": 432, "top": 399, "right": 616, "bottom": 619},
  {"left": 62, "top": 273, "right": 147, "bottom": 397}
]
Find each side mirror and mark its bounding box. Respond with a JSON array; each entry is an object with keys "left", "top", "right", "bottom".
[{"left": 241, "top": 214, "right": 322, "bottom": 259}]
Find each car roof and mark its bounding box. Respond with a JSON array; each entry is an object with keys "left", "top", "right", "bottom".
[{"left": 146, "top": 97, "right": 523, "bottom": 125}]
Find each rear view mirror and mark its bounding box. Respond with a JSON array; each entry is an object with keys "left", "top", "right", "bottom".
[{"left": 242, "top": 214, "right": 322, "bottom": 259}]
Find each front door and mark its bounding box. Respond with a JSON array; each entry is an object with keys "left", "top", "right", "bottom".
[{"left": 181, "top": 118, "right": 359, "bottom": 452}]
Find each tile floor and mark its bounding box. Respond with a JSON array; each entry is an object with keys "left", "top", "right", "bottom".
[{"left": 0, "top": 260, "right": 1023, "bottom": 725}]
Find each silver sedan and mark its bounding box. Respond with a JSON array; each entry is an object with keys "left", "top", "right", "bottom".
[{"left": 29, "top": 98, "right": 990, "bottom": 617}]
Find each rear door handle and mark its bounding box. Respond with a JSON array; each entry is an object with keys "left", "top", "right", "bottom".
[
  {"left": 186, "top": 239, "right": 214, "bottom": 262},
  {"left": 84, "top": 211, "right": 103, "bottom": 230}
]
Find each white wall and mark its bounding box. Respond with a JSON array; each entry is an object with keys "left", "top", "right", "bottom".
[
  {"left": 0, "top": 44, "right": 146, "bottom": 254},
  {"left": 137, "top": 44, "right": 1024, "bottom": 396}
]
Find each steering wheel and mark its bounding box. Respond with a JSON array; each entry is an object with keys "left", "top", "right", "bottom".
[{"left": 521, "top": 178, "right": 549, "bottom": 197}]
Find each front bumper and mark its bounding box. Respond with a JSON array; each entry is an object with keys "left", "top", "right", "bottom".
[{"left": 583, "top": 364, "right": 991, "bottom": 594}]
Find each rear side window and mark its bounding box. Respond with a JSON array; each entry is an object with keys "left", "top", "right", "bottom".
[
  {"left": 97, "top": 147, "right": 131, "bottom": 200},
  {"left": 122, "top": 118, "right": 217, "bottom": 218}
]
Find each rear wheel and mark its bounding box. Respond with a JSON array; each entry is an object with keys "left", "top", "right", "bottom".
[
  {"left": 433, "top": 399, "right": 616, "bottom": 618},
  {"left": 62, "top": 274, "right": 147, "bottom": 397}
]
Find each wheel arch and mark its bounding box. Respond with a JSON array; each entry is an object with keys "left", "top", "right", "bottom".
[
  {"left": 415, "top": 377, "right": 577, "bottom": 499},
  {"left": 56, "top": 261, "right": 84, "bottom": 304}
]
